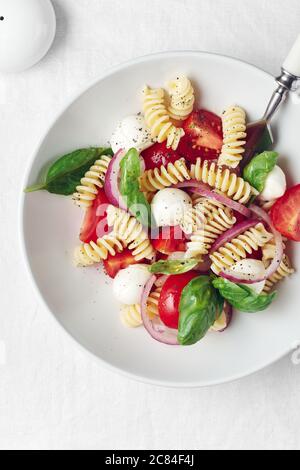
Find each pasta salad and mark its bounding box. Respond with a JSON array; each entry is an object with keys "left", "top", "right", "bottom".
[{"left": 26, "top": 75, "right": 300, "bottom": 346}]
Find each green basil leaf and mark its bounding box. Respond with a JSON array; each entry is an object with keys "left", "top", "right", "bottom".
[
  {"left": 178, "top": 276, "right": 223, "bottom": 346},
  {"left": 120, "top": 148, "right": 152, "bottom": 228},
  {"left": 243, "top": 151, "right": 278, "bottom": 193},
  {"left": 25, "top": 147, "right": 113, "bottom": 195},
  {"left": 149, "top": 259, "right": 199, "bottom": 275},
  {"left": 212, "top": 277, "right": 277, "bottom": 313}
]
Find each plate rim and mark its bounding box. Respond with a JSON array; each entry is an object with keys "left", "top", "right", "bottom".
[{"left": 19, "top": 50, "right": 291, "bottom": 388}]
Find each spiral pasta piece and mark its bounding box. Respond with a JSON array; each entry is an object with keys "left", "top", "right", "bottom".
[
  {"left": 106, "top": 205, "right": 155, "bottom": 261},
  {"left": 121, "top": 286, "right": 162, "bottom": 328},
  {"left": 210, "top": 223, "right": 273, "bottom": 274},
  {"left": 74, "top": 235, "right": 125, "bottom": 267},
  {"left": 142, "top": 86, "right": 185, "bottom": 150},
  {"left": 190, "top": 158, "right": 258, "bottom": 204},
  {"left": 139, "top": 158, "right": 190, "bottom": 192},
  {"left": 260, "top": 200, "right": 276, "bottom": 212},
  {"left": 121, "top": 304, "right": 143, "bottom": 328},
  {"left": 73, "top": 155, "right": 112, "bottom": 208},
  {"left": 262, "top": 241, "right": 277, "bottom": 264},
  {"left": 218, "top": 106, "right": 247, "bottom": 169},
  {"left": 185, "top": 199, "right": 236, "bottom": 259},
  {"left": 263, "top": 255, "right": 295, "bottom": 293},
  {"left": 262, "top": 236, "right": 288, "bottom": 266},
  {"left": 167, "top": 76, "right": 195, "bottom": 120},
  {"left": 146, "top": 287, "right": 162, "bottom": 318}
]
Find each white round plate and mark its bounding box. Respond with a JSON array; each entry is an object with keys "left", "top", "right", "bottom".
[{"left": 20, "top": 52, "right": 300, "bottom": 387}]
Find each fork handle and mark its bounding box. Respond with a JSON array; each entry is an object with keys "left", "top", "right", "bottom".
[
  {"left": 263, "top": 35, "right": 300, "bottom": 121},
  {"left": 283, "top": 34, "right": 300, "bottom": 77}
]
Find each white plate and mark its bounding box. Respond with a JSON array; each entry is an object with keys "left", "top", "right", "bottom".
[{"left": 20, "top": 51, "right": 300, "bottom": 387}]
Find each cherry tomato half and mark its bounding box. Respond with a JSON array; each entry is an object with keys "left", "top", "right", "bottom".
[
  {"left": 79, "top": 189, "right": 109, "bottom": 243},
  {"left": 177, "top": 109, "right": 223, "bottom": 163},
  {"left": 151, "top": 226, "right": 187, "bottom": 255},
  {"left": 103, "top": 249, "right": 138, "bottom": 279},
  {"left": 158, "top": 271, "right": 200, "bottom": 329},
  {"left": 141, "top": 142, "right": 180, "bottom": 170},
  {"left": 270, "top": 184, "right": 300, "bottom": 241}
]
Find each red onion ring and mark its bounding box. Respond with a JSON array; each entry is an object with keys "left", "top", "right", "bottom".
[
  {"left": 210, "top": 219, "right": 259, "bottom": 254},
  {"left": 196, "top": 255, "right": 212, "bottom": 273},
  {"left": 104, "top": 149, "right": 127, "bottom": 210},
  {"left": 176, "top": 180, "right": 252, "bottom": 218},
  {"left": 219, "top": 270, "right": 265, "bottom": 285},
  {"left": 210, "top": 302, "right": 233, "bottom": 333},
  {"left": 141, "top": 275, "right": 179, "bottom": 345},
  {"left": 250, "top": 205, "right": 284, "bottom": 279}
]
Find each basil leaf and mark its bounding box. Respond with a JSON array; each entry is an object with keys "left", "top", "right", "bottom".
[
  {"left": 243, "top": 151, "right": 278, "bottom": 193},
  {"left": 25, "top": 147, "right": 113, "bottom": 195},
  {"left": 212, "top": 277, "right": 277, "bottom": 313},
  {"left": 178, "top": 276, "right": 223, "bottom": 346},
  {"left": 120, "top": 148, "right": 152, "bottom": 228},
  {"left": 149, "top": 259, "right": 199, "bottom": 275}
]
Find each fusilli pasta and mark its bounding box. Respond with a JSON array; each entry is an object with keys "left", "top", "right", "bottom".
[
  {"left": 210, "top": 223, "right": 273, "bottom": 274},
  {"left": 263, "top": 255, "right": 295, "bottom": 293},
  {"left": 139, "top": 158, "right": 190, "bottom": 192},
  {"left": 142, "top": 86, "right": 185, "bottom": 150},
  {"left": 73, "top": 155, "right": 112, "bottom": 208},
  {"left": 106, "top": 205, "right": 155, "bottom": 261},
  {"left": 218, "top": 106, "right": 247, "bottom": 168},
  {"left": 190, "top": 158, "right": 258, "bottom": 203},
  {"left": 167, "top": 76, "right": 195, "bottom": 120},
  {"left": 121, "top": 304, "right": 143, "bottom": 328},
  {"left": 185, "top": 199, "right": 236, "bottom": 259},
  {"left": 147, "top": 287, "right": 162, "bottom": 318},
  {"left": 74, "top": 235, "right": 125, "bottom": 267},
  {"left": 121, "top": 287, "right": 162, "bottom": 328}
]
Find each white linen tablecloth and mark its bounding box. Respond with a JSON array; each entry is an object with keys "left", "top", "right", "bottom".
[{"left": 1, "top": 0, "right": 300, "bottom": 450}]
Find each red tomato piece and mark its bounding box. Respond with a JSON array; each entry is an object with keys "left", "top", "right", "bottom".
[
  {"left": 141, "top": 142, "right": 180, "bottom": 170},
  {"left": 103, "top": 249, "right": 138, "bottom": 279},
  {"left": 151, "top": 226, "right": 187, "bottom": 255},
  {"left": 79, "top": 189, "right": 109, "bottom": 244},
  {"left": 270, "top": 184, "right": 300, "bottom": 241},
  {"left": 158, "top": 271, "right": 200, "bottom": 329},
  {"left": 177, "top": 109, "right": 223, "bottom": 163}
]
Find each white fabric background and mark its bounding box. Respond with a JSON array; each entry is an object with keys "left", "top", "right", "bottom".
[{"left": 1, "top": 0, "right": 300, "bottom": 450}]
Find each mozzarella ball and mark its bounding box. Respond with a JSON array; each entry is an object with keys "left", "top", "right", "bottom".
[
  {"left": 230, "top": 259, "right": 266, "bottom": 294},
  {"left": 260, "top": 165, "right": 287, "bottom": 201},
  {"left": 113, "top": 264, "right": 152, "bottom": 305},
  {"left": 151, "top": 188, "right": 192, "bottom": 227},
  {"left": 110, "top": 115, "right": 153, "bottom": 153}
]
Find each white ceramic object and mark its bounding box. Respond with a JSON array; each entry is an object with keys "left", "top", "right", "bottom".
[
  {"left": 20, "top": 52, "right": 300, "bottom": 387},
  {"left": 0, "top": 0, "right": 56, "bottom": 73},
  {"left": 283, "top": 33, "right": 300, "bottom": 77}
]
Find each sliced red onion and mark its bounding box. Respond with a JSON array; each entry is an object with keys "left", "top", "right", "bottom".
[
  {"left": 250, "top": 205, "right": 284, "bottom": 279},
  {"left": 104, "top": 149, "right": 127, "bottom": 210},
  {"left": 210, "top": 219, "right": 259, "bottom": 254},
  {"left": 196, "top": 255, "right": 212, "bottom": 272},
  {"left": 210, "top": 302, "right": 233, "bottom": 333},
  {"left": 141, "top": 275, "right": 179, "bottom": 346},
  {"left": 176, "top": 180, "right": 252, "bottom": 218},
  {"left": 219, "top": 270, "right": 265, "bottom": 285}
]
